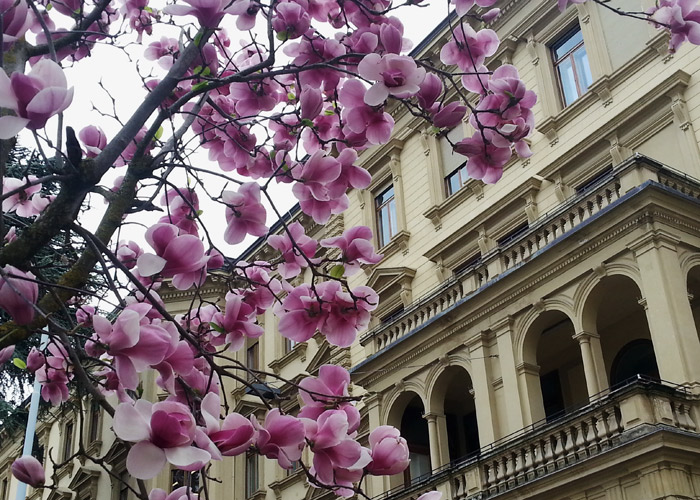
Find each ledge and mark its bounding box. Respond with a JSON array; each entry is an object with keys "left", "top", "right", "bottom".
[{"left": 268, "top": 342, "right": 308, "bottom": 375}]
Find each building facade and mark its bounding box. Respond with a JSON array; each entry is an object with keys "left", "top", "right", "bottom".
[{"left": 4, "top": 1, "right": 700, "bottom": 500}]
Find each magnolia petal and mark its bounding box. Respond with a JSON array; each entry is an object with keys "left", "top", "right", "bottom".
[
  {"left": 364, "top": 83, "right": 389, "bottom": 107},
  {"left": 127, "top": 441, "right": 167, "bottom": 480},
  {"left": 113, "top": 402, "right": 151, "bottom": 442},
  {"left": 0, "top": 116, "right": 30, "bottom": 140},
  {"left": 164, "top": 445, "right": 211, "bottom": 469},
  {"left": 137, "top": 253, "right": 167, "bottom": 277}
]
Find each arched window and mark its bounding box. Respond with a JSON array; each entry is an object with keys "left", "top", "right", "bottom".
[{"left": 610, "top": 339, "right": 659, "bottom": 387}]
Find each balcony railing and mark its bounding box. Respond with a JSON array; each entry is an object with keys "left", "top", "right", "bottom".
[
  {"left": 373, "top": 377, "right": 699, "bottom": 500},
  {"left": 360, "top": 155, "right": 700, "bottom": 355}
]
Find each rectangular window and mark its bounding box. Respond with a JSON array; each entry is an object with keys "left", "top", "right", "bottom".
[
  {"left": 170, "top": 470, "right": 200, "bottom": 493},
  {"left": 375, "top": 185, "right": 398, "bottom": 248},
  {"left": 88, "top": 401, "right": 101, "bottom": 443},
  {"left": 245, "top": 452, "right": 259, "bottom": 498},
  {"left": 440, "top": 126, "right": 468, "bottom": 196},
  {"left": 2, "top": 478, "right": 8, "bottom": 500},
  {"left": 284, "top": 337, "right": 296, "bottom": 354},
  {"left": 63, "top": 422, "right": 74, "bottom": 461},
  {"left": 246, "top": 342, "right": 259, "bottom": 381},
  {"left": 552, "top": 27, "right": 593, "bottom": 106},
  {"left": 445, "top": 164, "right": 469, "bottom": 196}
]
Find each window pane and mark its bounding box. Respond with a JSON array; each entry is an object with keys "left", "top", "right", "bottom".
[
  {"left": 375, "top": 186, "right": 394, "bottom": 207},
  {"left": 573, "top": 46, "right": 592, "bottom": 93},
  {"left": 557, "top": 58, "right": 578, "bottom": 106},
  {"left": 553, "top": 28, "right": 583, "bottom": 60},
  {"left": 388, "top": 199, "right": 398, "bottom": 237}
]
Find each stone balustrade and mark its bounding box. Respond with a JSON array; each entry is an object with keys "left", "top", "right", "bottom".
[
  {"left": 361, "top": 156, "right": 696, "bottom": 355},
  {"left": 373, "top": 379, "right": 699, "bottom": 500}
]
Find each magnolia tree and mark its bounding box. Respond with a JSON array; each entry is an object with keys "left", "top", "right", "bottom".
[{"left": 0, "top": 0, "right": 698, "bottom": 497}]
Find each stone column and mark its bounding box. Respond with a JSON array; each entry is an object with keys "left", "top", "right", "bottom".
[
  {"left": 630, "top": 230, "right": 700, "bottom": 385},
  {"left": 516, "top": 362, "right": 545, "bottom": 425},
  {"left": 493, "top": 317, "right": 526, "bottom": 434},
  {"left": 423, "top": 412, "right": 449, "bottom": 469},
  {"left": 572, "top": 331, "right": 604, "bottom": 397},
  {"left": 466, "top": 331, "right": 498, "bottom": 444}
]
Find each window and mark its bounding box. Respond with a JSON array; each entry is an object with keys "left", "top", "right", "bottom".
[
  {"left": 245, "top": 452, "right": 259, "bottom": 498},
  {"left": 375, "top": 185, "right": 398, "bottom": 248},
  {"left": 440, "top": 126, "right": 468, "bottom": 196},
  {"left": 63, "top": 421, "right": 74, "bottom": 461},
  {"left": 88, "top": 401, "right": 101, "bottom": 443},
  {"left": 552, "top": 27, "right": 593, "bottom": 106},
  {"left": 284, "top": 337, "right": 296, "bottom": 354},
  {"left": 246, "top": 342, "right": 259, "bottom": 381},
  {"left": 2, "top": 478, "right": 8, "bottom": 500},
  {"left": 170, "top": 470, "right": 200, "bottom": 493},
  {"left": 118, "top": 471, "right": 130, "bottom": 500}
]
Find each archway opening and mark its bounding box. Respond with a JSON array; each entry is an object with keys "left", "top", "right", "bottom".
[
  {"left": 387, "top": 391, "right": 431, "bottom": 487},
  {"left": 590, "top": 275, "right": 658, "bottom": 387},
  {"left": 430, "top": 366, "right": 479, "bottom": 462},
  {"left": 688, "top": 265, "right": 700, "bottom": 343},
  {"left": 533, "top": 311, "right": 585, "bottom": 420}
]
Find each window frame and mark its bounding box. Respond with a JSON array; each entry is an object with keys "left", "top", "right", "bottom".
[
  {"left": 246, "top": 341, "right": 259, "bottom": 381},
  {"left": 375, "top": 183, "right": 398, "bottom": 248},
  {"left": 245, "top": 451, "right": 259, "bottom": 499},
  {"left": 551, "top": 25, "right": 592, "bottom": 107},
  {"left": 62, "top": 421, "right": 74, "bottom": 462},
  {"left": 444, "top": 163, "right": 469, "bottom": 197}
]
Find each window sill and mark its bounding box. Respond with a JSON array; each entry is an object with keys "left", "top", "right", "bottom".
[
  {"left": 268, "top": 342, "right": 307, "bottom": 375},
  {"left": 269, "top": 468, "right": 305, "bottom": 494},
  {"left": 424, "top": 180, "right": 483, "bottom": 230},
  {"left": 246, "top": 490, "right": 267, "bottom": 500},
  {"left": 378, "top": 230, "right": 410, "bottom": 259}
]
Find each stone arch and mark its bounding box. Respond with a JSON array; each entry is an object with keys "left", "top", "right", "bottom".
[
  {"left": 514, "top": 298, "right": 575, "bottom": 366},
  {"left": 580, "top": 273, "right": 656, "bottom": 388},
  {"left": 423, "top": 352, "right": 472, "bottom": 412},
  {"left": 381, "top": 380, "right": 426, "bottom": 426},
  {"left": 683, "top": 254, "right": 700, "bottom": 344},
  {"left": 575, "top": 262, "right": 643, "bottom": 334}
]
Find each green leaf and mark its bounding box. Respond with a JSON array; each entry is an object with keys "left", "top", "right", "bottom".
[
  {"left": 191, "top": 82, "right": 209, "bottom": 92},
  {"left": 194, "top": 32, "right": 203, "bottom": 46},
  {"left": 300, "top": 118, "right": 314, "bottom": 128},
  {"left": 192, "top": 65, "right": 203, "bottom": 75},
  {"left": 201, "top": 66, "right": 211, "bottom": 77},
  {"left": 46, "top": 3, "right": 53, "bottom": 10},
  {"left": 276, "top": 31, "right": 289, "bottom": 42},
  {"left": 209, "top": 322, "right": 225, "bottom": 334},
  {"left": 287, "top": 92, "right": 296, "bottom": 101},
  {"left": 324, "top": 109, "right": 335, "bottom": 116},
  {"left": 330, "top": 264, "right": 345, "bottom": 279},
  {"left": 154, "top": 126, "right": 163, "bottom": 140},
  {"left": 12, "top": 358, "right": 26, "bottom": 370},
  {"left": 144, "top": 5, "right": 152, "bottom": 12}
]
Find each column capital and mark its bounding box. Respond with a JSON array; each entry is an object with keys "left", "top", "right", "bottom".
[
  {"left": 490, "top": 315, "right": 515, "bottom": 333},
  {"left": 363, "top": 392, "right": 382, "bottom": 408},
  {"left": 516, "top": 362, "right": 540, "bottom": 376},
  {"left": 422, "top": 412, "right": 444, "bottom": 423},
  {"left": 572, "top": 330, "right": 600, "bottom": 342}
]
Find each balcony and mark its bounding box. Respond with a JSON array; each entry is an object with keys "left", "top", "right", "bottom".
[
  {"left": 373, "top": 378, "right": 700, "bottom": 500},
  {"left": 359, "top": 155, "right": 700, "bottom": 356}
]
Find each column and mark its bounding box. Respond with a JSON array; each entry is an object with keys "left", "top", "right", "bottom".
[
  {"left": 631, "top": 230, "right": 700, "bottom": 385},
  {"left": 493, "top": 317, "right": 526, "bottom": 434},
  {"left": 572, "top": 331, "right": 603, "bottom": 398},
  {"left": 363, "top": 393, "right": 387, "bottom": 496},
  {"left": 423, "top": 412, "right": 449, "bottom": 469},
  {"left": 516, "top": 362, "right": 545, "bottom": 425},
  {"left": 466, "top": 332, "right": 497, "bottom": 444}
]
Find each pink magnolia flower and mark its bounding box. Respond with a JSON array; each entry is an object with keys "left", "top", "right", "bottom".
[
  {"left": 272, "top": 2, "right": 311, "bottom": 40},
  {"left": 1, "top": 0, "right": 34, "bottom": 48},
  {"left": 648, "top": 0, "right": 700, "bottom": 52},
  {"left": 0, "top": 59, "right": 74, "bottom": 139},
  {"left": 358, "top": 53, "right": 426, "bottom": 106},
  {"left": 163, "top": 0, "right": 235, "bottom": 27},
  {"left": 144, "top": 37, "right": 180, "bottom": 69},
  {"left": 339, "top": 79, "right": 395, "bottom": 146},
  {"left": 76, "top": 305, "right": 96, "bottom": 326},
  {"left": 137, "top": 223, "right": 209, "bottom": 290},
  {"left": 298, "top": 365, "right": 360, "bottom": 432},
  {"left": 320, "top": 226, "right": 382, "bottom": 276},
  {"left": 366, "top": 426, "right": 410, "bottom": 475},
  {"left": 149, "top": 487, "right": 198, "bottom": 500},
  {"left": 2, "top": 176, "right": 46, "bottom": 218},
  {"left": 417, "top": 72, "right": 443, "bottom": 111},
  {"left": 26, "top": 347, "right": 43, "bottom": 372},
  {"left": 440, "top": 23, "right": 498, "bottom": 92},
  {"left": 299, "top": 87, "right": 324, "bottom": 120},
  {"left": 303, "top": 410, "right": 371, "bottom": 491},
  {"left": 11, "top": 456, "right": 45, "bottom": 487},
  {"left": 222, "top": 183, "right": 268, "bottom": 245},
  {"left": 452, "top": 0, "right": 498, "bottom": 16},
  {"left": 0, "top": 265, "right": 38, "bottom": 325},
  {"left": 116, "top": 240, "right": 143, "bottom": 269},
  {"left": 252, "top": 409, "right": 306, "bottom": 468},
  {"left": 158, "top": 187, "right": 200, "bottom": 237},
  {"left": 88, "top": 303, "right": 174, "bottom": 390},
  {"left": 433, "top": 101, "right": 467, "bottom": 129},
  {"left": 0, "top": 345, "right": 14, "bottom": 365},
  {"left": 454, "top": 133, "right": 512, "bottom": 184},
  {"left": 210, "top": 292, "right": 263, "bottom": 351},
  {"left": 229, "top": 80, "right": 281, "bottom": 118},
  {"left": 268, "top": 221, "right": 318, "bottom": 279},
  {"left": 200, "top": 393, "right": 256, "bottom": 457},
  {"left": 36, "top": 366, "right": 71, "bottom": 405},
  {"left": 78, "top": 125, "right": 107, "bottom": 158},
  {"left": 113, "top": 399, "right": 211, "bottom": 479}
]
